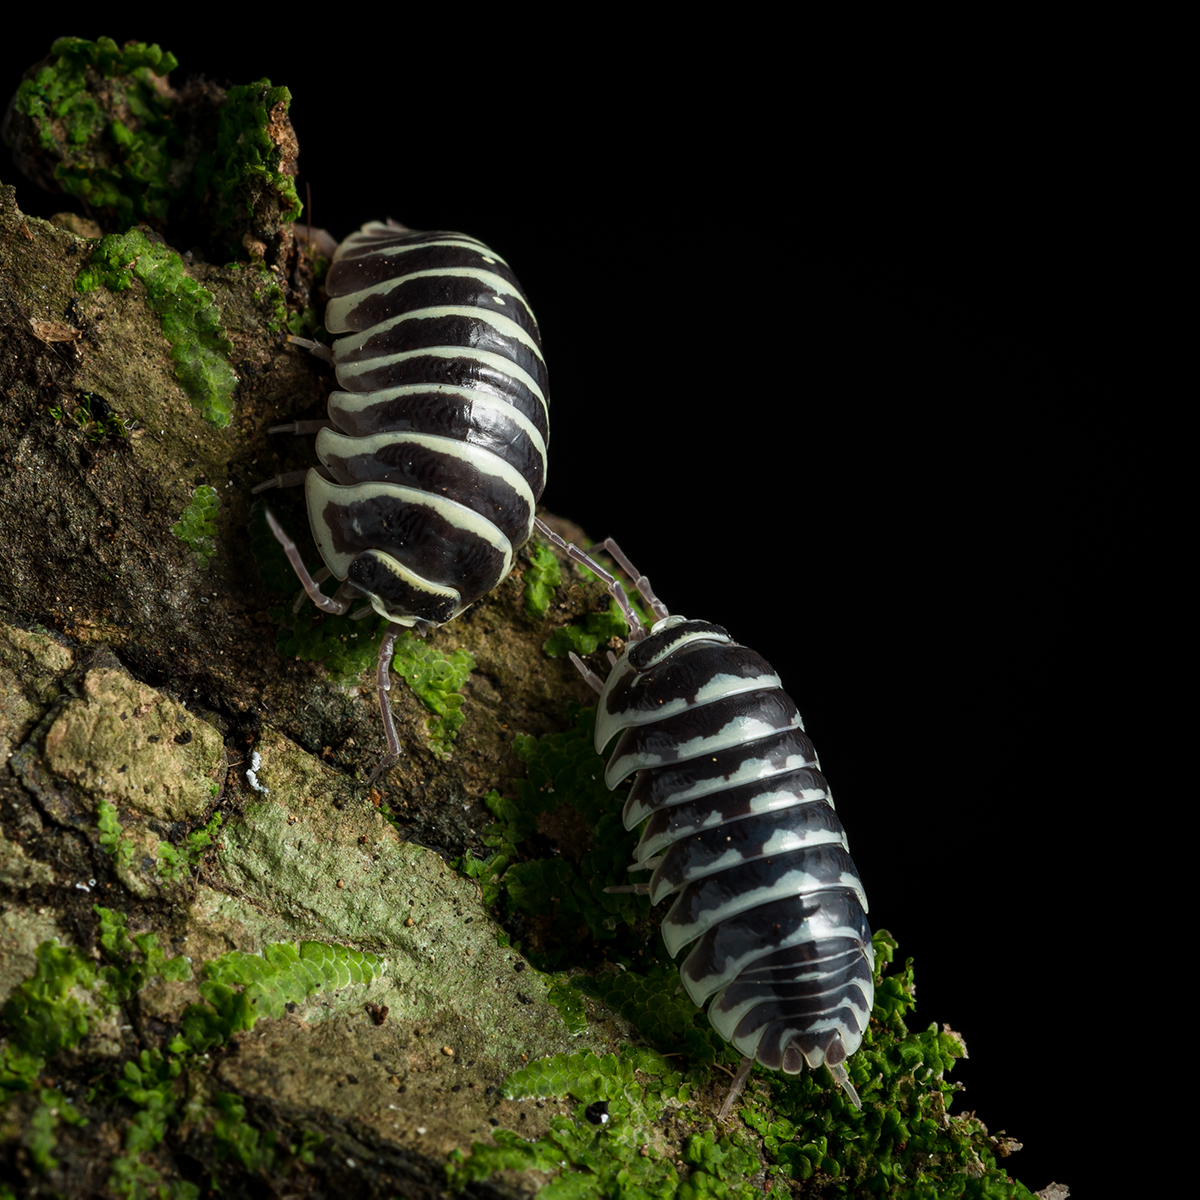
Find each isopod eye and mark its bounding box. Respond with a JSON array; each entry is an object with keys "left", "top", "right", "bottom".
[{"left": 584, "top": 1100, "right": 609, "bottom": 1126}]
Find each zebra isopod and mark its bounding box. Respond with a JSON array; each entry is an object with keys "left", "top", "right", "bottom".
[
  {"left": 258, "top": 220, "right": 549, "bottom": 773},
  {"left": 536, "top": 522, "right": 874, "bottom": 1115}
]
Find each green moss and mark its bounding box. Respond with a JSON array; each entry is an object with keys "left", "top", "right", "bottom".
[
  {"left": 456, "top": 705, "right": 648, "bottom": 960},
  {"left": 523, "top": 539, "right": 562, "bottom": 617},
  {"left": 543, "top": 597, "right": 631, "bottom": 658},
  {"left": 9, "top": 39, "right": 303, "bottom": 264},
  {"left": 253, "top": 266, "right": 289, "bottom": 332},
  {"left": 172, "top": 939, "right": 388, "bottom": 1053},
  {"left": 0, "top": 941, "right": 96, "bottom": 1094},
  {"left": 170, "top": 485, "right": 221, "bottom": 567},
  {"left": 0, "top": 908, "right": 384, "bottom": 1192},
  {"left": 195, "top": 79, "right": 302, "bottom": 235},
  {"left": 49, "top": 393, "right": 129, "bottom": 442},
  {"left": 450, "top": 941, "right": 1036, "bottom": 1198},
  {"left": 545, "top": 973, "right": 588, "bottom": 1038},
  {"left": 77, "top": 231, "right": 237, "bottom": 426},
  {"left": 448, "top": 1047, "right": 707, "bottom": 1196},
  {"left": 97, "top": 796, "right": 135, "bottom": 872},
  {"left": 25, "top": 1087, "right": 86, "bottom": 1174},
  {"left": 11, "top": 37, "right": 179, "bottom": 226},
  {"left": 156, "top": 812, "right": 222, "bottom": 882},
  {"left": 391, "top": 633, "right": 476, "bottom": 756}
]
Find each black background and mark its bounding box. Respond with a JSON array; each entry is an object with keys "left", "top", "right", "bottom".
[{"left": 2, "top": 27, "right": 1102, "bottom": 1196}]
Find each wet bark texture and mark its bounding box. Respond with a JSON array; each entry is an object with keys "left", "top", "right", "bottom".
[{"left": 0, "top": 176, "right": 627, "bottom": 1196}]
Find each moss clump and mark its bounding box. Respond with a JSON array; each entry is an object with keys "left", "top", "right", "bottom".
[
  {"left": 156, "top": 811, "right": 222, "bottom": 882},
  {"left": 5, "top": 39, "right": 302, "bottom": 263},
  {"left": 456, "top": 704, "right": 647, "bottom": 952},
  {"left": 77, "top": 231, "right": 237, "bottom": 426},
  {"left": 172, "top": 939, "right": 388, "bottom": 1054},
  {"left": 448, "top": 1047, "right": 711, "bottom": 1197},
  {"left": 450, "top": 940, "right": 1037, "bottom": 1198},
  {"left": 195, "top": 80, "right": 301, "bottom": 238},
  {"left": 6, "top": 37, "right": 179, "bottom": 227},
  {"left": 523, "top": 539, "right": 562, "bottom": 617},
  {"left": 48, "top": 393, "right": 129, "bottom": 443},
  {"left": 170, "top": 485, "right": 221, "bottom": 567},
  {"left": 1, "top": 942, "right": 96, "bottom": 1093},
  {"left": 96, "top": 796, "right": 135, "bottom": 873},
  {"left": 0, "top": 907, "right": 387, "bottom": 1191},
  {"left": 391, "top": 633, "right": 475, "bottom": 756}
]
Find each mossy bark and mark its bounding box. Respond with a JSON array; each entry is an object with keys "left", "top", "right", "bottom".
[{"left": 0, "top": 179, "right": 627, "bottom": 1197}]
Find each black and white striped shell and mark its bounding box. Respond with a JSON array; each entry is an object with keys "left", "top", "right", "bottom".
[
  {"left": 306, "top": 221, "right": 549, "bottom": 626},
  {"left": 595, "top": 615, "right": 874, "bottom": 1078}
]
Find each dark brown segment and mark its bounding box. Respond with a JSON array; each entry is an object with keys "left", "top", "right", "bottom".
[
  {"left": 318, "top": 492, "right": 506, "bottom": 603},
  {"left": 317, "top": 439, "right": 532, "bottom": 547}
]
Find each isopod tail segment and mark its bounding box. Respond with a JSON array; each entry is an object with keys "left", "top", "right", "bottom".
[{"left": 534, "top": 518, "right": 873, "bottom": 1117}]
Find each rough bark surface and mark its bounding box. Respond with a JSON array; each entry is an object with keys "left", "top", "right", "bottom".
[{"left": 0, "top": 178, "right": 629, "bottom": 1197}]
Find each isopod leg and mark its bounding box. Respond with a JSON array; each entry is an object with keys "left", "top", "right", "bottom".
[
  {"left": 827, "top": 1062, "right": 863, "bottom": 1109},
  {"left": 368, "top": 622, "right": 404, "bottom": 783},
  {"left": 252, "top": 469, "right": 309, "bottom": 493},
  {"left": 594, "top": 537, "right": 669, "bottom": 622},
  {"left": 568, "top": 651, "right": 605, "bottom": 696},
  {"left": 264, "top": 510, "right": 352, "bottom": 616},
  {"left": 717, "top": 1056, "right": 755, "bottom": 1122},
  {"left": 286, "top": 334, "right": 333, "bottom": 363},
  {"left": 533, "top": 518, "right": 646, "bottom": 640}
]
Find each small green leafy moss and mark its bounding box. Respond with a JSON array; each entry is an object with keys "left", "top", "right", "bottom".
[
  {"left": 49, "top": 393, "right": 129, "bottom": 442},
  {"left": 273, "top": 598, "right": 389, "bottom": 686},
  {"left": 451, "top": 946, "right": 1036, "bottom": 1198},
  {"left": 456, "top": 705, "right": 648, "bottom": 965},
  {"left": 545, "top": 973, "right": 588, "bottom": 1037},
  {"left": 11, "top": 37, "right": 179, "bottom": 226},
  {"left": 95, "top": 906, "right": 192, "bottom": 1006},
  {"left": 575, "top": 963, "right": 720, "bottom": 1065},
  {"left": 523, "top": 539, "right": 562, "bottom": 617},
  {"left": 170, "top": 485, "right": 221, "bottom": 568},
  {"left": 198, "top": 80, "right": 302, "bottom": 233},
  {"left": 543, "top": 597, "right": 630, "bottom": 658},
  {"left": 391, "top": 633, "right": 476, "bottom": 756},
  {"left": 174, "top": 940, "right": 387, "bottom": 1053},
  {"left": 0, "top": 909, "right": 363, "bottom": 1193},
  {"left": 449, "top": 1048, "right": 706, "bottom": 1196},
  {"left": 156, "top": 811, "right": 222, "bottom": 881},
  {"left": 286, "top": 305, "right": 323, "bottom": 339},
  {"left": 0, "top": 941, "right": 96, "bottom": 1094},
  {"left": 254, "top": 267, "right": 289, "bottom": 332},
  {"left": 25, "top": 1087, "right": 86, "bottom": 1174},
  {"left": 96, "top": 796, "right": 136, "bottom": 873},
  {"left": 77, "top": 230, "right": 237, "bottom": 427}
]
